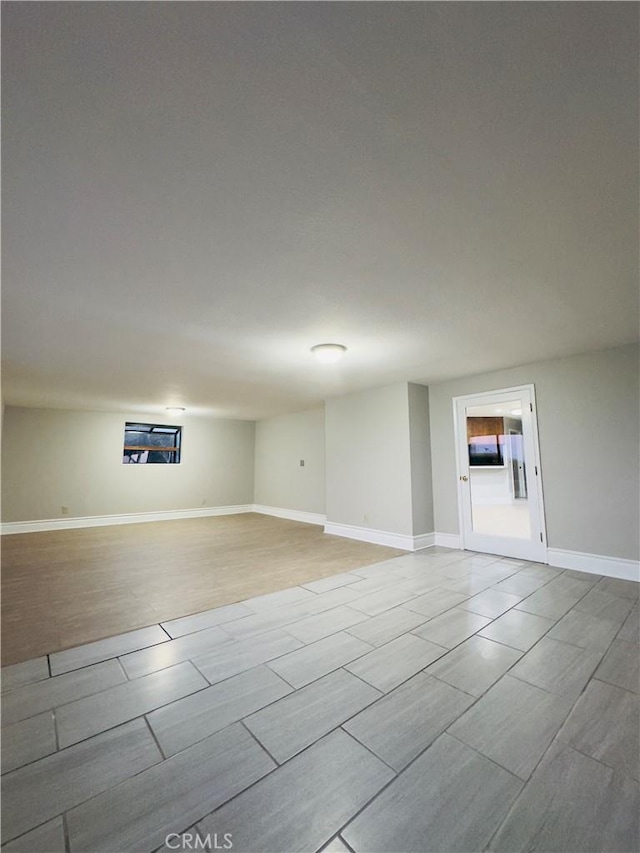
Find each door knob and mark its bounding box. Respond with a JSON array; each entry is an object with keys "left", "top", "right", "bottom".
[{"left": 459, "top": 475, "right": 468, "bottom": 482}]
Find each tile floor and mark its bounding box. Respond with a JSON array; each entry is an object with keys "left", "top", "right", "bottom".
[{"left": 1, "top": 547, "right": 638, "bottom": 853}]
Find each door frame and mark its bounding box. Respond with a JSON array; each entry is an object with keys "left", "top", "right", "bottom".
[{"left": 452, "top": 383, "right": 548, "bottom": 562}]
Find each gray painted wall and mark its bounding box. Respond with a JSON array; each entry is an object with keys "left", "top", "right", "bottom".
[
  {"left": 254, "top": 407, "right": 325, "bottom": 515},
  {"left": 408, "top": 383, "right": 434, "bottom": 535},
  {"left": 1, "top": 407, "right": 255, "bottom": 521},
  {"left": 429, "top": 344, "right": 639, "bottom": 560},
  {"left": 4, "top": 345, "right": 637, "bottom": 564},
  {"left": 325, "top": 383, "right": 414, "bottom": 535}
]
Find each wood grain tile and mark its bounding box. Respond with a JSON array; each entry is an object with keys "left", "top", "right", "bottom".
[
  {"left": 301, "top": 572, "right": 361, "bottom": 593},
  {"left": 492, "top": 573, "right": 551, "bottom": 597},
  {"left": 147, "top": 665, "right": 292, "bottom": 756},
  {"left": 2, "top": 659, "right": 126, "bottom": 726},
  {"left": 595, "top": 577, "right": 640, "bottom": 600},
  {"left": 342, "top": 733, "right": 522, "bottom": 853},
  {"left": 49, "top": 625, "right": 170, "bottom": 676},
  {"left": 349, "top": 586, "right": 417, "bottom": 616},
  {"left": 245, "top": 668, "right": 381, "bottom": 763},
  {"left": 284, "top": 605, "right": 369, "bottom": 644},
  {"left": 160, "top": 602, "right": 254, "bottom": 639},
  {"left": 344, "top": 673, "right": 473, "bottom": 770},
  {"left": 318, "top": 837, "right": 351, "bottom": 853},
  {"left": 118, "top": 625, "right": 234, "bottom": 679},
  {"left": 425, "top": 636, "right": 522, "bottom": 697},
  {"left": 56, "top": 661, "right": 208, "bottom": 748},
  {"left": 509, "top": 637, "right": 603, "bottom": 699},
  {"left": 1, "top": 719, "right": 161, "bottom": 843},
  {"left": 1, "top": 712, "right": 57, "bottom": 774},
  {"left": 1, "top": 658, "right": 49, "bottom": 693},
  {"left": 402, "top": 588, "right": 469, "bottom": 618},
  {"left": 190, "top": 629, "right": 303, "bottom": 685},
  {"left": 514, "top": 587, "right": 581, "bottom": 620},
  {"left": 488, "top": 742, "right": 640, "bottom": 852},
  {"left": 197, "top": 730, "right": 394, "bottom": 853},
  {"left": 548, "top": 609, "right": 621, "bottom": 651},
  {"left": 345, "top": 634, "right": 447, "bottom": 693},
  {"left": 345, "top": 606, "right": 428, "bottom": 647},
  {"left": 558, "top": 679, "right": 639, "bottom": 780},
  {"left": 1, "top": 818, "right": 66, "bottom": 853},
  {"left": 448, "top": 675, "right": 573, "bottom": 780},
  {"left": 66, "top": 723, "right": 275, "bottom": 853},
  {"left": 594, "top": 639, "right": 640, "bottom": 694},
  {"left": 478, "top": 609, "right": 555, "bottom": 651},
  {"left": 242, "top": 586, "right": 317, "bottom": 612},
  {"left": 617, "top": 605, "right": 639, "bottom": 644},
  {"left": 267, "top": 632, "right": 372, "bottom": 689},
  {"left": 574, "top": 588, "right": 635, "bottom": 625},
  {"left": 413, "top": 607, "right": 492, "bottom": 649},
  {"left": 459, "top": 589, "right": 523, "bottom": 619}
]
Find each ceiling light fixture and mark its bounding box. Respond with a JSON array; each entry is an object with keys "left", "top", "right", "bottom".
[
  {"left": 165, "top": 407, "right": 186, "bottom": 414},
  {"left": 311, "top": 343, "right": 347, "bottom": 364}
]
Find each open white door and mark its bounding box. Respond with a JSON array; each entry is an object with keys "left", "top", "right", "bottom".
[{"left": 454, "top": 385, "right": 547, "bottom": 562}]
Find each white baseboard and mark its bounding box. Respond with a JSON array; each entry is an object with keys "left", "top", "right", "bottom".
[
  {"left": 547, "top": 548, "right": 640, "bottom": 582},
  {"left": 434, "top": 532, "right": 463, "bottom": 549},
  {"left": 1, "top": 505, "right": 253, "bottom": 535},
  {"left": 252, "top": 505, "right": 326, "bottom": 526},
  {"left": 413, "top": 533, "right": 436, "bottom": 551},
  {"left": 324, "top": 522, "right": 413, "bottom": 550},
  {"left": 324, "top": 522, "right": 436, "bottom": 552}
]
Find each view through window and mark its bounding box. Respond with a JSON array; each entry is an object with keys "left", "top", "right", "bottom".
[{"left": 123, "top": 423, "right": 182, "bottom": 464}]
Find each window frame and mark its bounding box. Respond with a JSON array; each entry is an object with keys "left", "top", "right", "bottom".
[{"left": 122, "top": 422, "right": 182, "bottom": 464}]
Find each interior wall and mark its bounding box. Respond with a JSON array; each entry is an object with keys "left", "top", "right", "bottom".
[
  {"left": 1, "top": 407, "right": 255, "bottom": 522},
  {"left": 254, "top": 407, "right": 325, "bottom": 515},
  {"left": 429, "top": 344, "right": 640, "bottom": 560},
  {"left": 325, "top": 383, "right": 414, "bottom": 535},
  {"left": 408, "top": 383, "right": 434, "bottom": 535}
]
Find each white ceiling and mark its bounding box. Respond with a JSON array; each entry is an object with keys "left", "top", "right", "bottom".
[{"left": 2, "top": 3, "right": 638, "bottom": 420}]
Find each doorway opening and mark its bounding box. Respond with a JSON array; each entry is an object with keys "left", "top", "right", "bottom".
[{"left": 453, "top": 385, "right": 547, "bottom": 562}]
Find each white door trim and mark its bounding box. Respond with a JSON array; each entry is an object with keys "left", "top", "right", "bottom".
[{"left": 453, "top": 384, "right": 548, "bottom": 562}]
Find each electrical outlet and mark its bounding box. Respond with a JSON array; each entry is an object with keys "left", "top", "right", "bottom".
[
  {"left": 363, "top": 513, "right": 369, "bottom": 524},
  {"left": 299, "top": 459, "right": 305, "bottom": 467},
  {"left": 202, "top": 499, "right": 208, "bottom": 506},
  {"left": 61, "top": 506, "right": 69, "bottom": 515}
]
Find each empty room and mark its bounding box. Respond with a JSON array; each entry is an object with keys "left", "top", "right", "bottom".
[{"left": 1, "top": 3, "right": 639, "bottom": 853}]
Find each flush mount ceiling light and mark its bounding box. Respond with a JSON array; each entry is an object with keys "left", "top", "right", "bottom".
[
  {"left": 311, "top": 343, "right": 347, "bottom": 364},
  {"left": 165, "top": 407, "right": 186, "bottom": 414}
]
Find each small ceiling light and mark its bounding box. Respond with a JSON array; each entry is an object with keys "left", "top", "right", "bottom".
[
  {"left": 165, "top": 407, "right": 186, "bottom": 414},
  {"left": 311, "top": 343, "right": 347, "bottom": 364}
]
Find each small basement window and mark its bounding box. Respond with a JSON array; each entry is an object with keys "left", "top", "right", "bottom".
[{"left": 123, "top": 422, "right": 182, "bottom": 464}]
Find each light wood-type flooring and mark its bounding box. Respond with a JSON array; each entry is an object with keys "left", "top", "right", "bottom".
[{"left": 1, "top": 513, "right": 403, "bottom": 665}]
